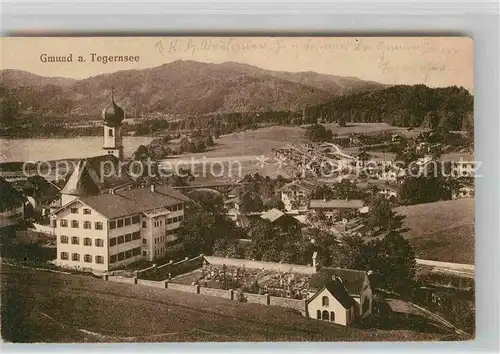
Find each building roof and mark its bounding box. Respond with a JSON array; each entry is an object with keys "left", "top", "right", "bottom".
[
  {"left": 0, "top": 177, "right": 26, "bottom": 211},
  {"left": 60, "top": 155, "right": 133, "bottom": 197},
  {"left": 260, "top": 208, "right": 286, "bottom": 223},
  {"left": 12, "top": 176, "right": 60, "bottom": 202},
  {"left": 279, "top": 180, "right": 317, "bottom": 192},
  {"left": 309, "top": 199, "right": 364, "bottom": 209},
  {"left": 309, "top": 267, "right": 368, "bottom": 295},
  {"left": 307, "top": 278, "right": 357, "bottom": 310},
  {"left": 101, "top": 95, "right": 125, "bottom": 127},
  {"left": 57, "top": 185, "right": 188, "bottom": 220},
  {"left": 154, "top": 185, "right": 191, "bottom": 202}
]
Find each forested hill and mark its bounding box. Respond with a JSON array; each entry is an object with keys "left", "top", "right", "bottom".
[
  {"left": 304, "top": 85, "right": 473, "bottom": 131},
  {"left": 0, "top": 60, "right": 384, "bottom": 118}
]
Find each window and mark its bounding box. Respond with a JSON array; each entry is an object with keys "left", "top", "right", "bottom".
[
  {"left": 118, "top": 236, "right": 125, "bottom": 244},
  {"left": 132, "top": 231, "right": 140, "bottom": 240},
  {"left": 322, "top": 296, "right": 329, "bottom": 307},
  {"left": 117, "top": 252, "right": 124, "bottom": 261},
  {"left": 60, "top": 252, "right": 69, "bottom": 260},
  {"left": 110, "top": 237, "right": 117, "bottom": 246},
  {"left": 142, "top": 238, "right": 147, "bottom": 244},
  {"left": 95, "top": 256, "right": 104, "bottom": 264},
  {"left": 109, "top": 128, "right": 113, "bottom": 137},
  {"left": 178, "top": 215, "right": 184, "bottom": 222},
  {"left": 132, "top": 247, "right": 141, "bottom": 256},
  {"left": 60, "top": 235, "right": 68, "bottom": 244},
  {"left": 60, "top": 219, "right": 68, "bottom": 227},
  {"left": 167, "top": 218, "right": 173, "bottom": 225},
  {"left": 125, "top": 233, "right": 132, "bottom": 242},
  {"left": 330, "top": 311, "right": 335, "bottom": 322},
  {"left": 117, "top": 219, "right": 124, "bottom": 228},
  {"left": 132, "top": 215, "right": 141, "bottom": 224},
  {"left": 142, "top": 250, "right": 147, "bottom": 257},
  {"left": 178, "top": 204, "right": 183, "bottom": 211},
  {"left": 110, "top": 221, "right": 116, "bottom": 229},
  {"left": 71, "top": 220, "right": 79, "bottom": 228},
  {"left": 110, "top": 255, "right": 117, "bottom": 264},
  {"left": 71, "top": 237, "right": 79, "bottom": 245},
  {"left": 83, "top": 237, "right": 92, "bottom": 246},
  {"left": 95, "top": 222, "right": 103, "bottom": 230},
  {"left": 142, "top": 221, "right": 147, "bottom": 228},
  {"left": 154, "top": 238, "right": 157, "bottom": 245},
  {"left": 83, "top": 221, "right": 92, "bottom": 229},
  {"left": 71, "top": 208, "right": 78, "bottom": 214},
  {"left": 321, "top": 310, "right": 329, "bottom": 321},
  {"left": 71, "top": 253, "right": 80, "bottom": 261},
  {"left": 125, "top": 250, "right": 132, "bottom": 259},
  {"left": 84, "top": 254, "right": 92, "bottom": 263},
  {"left": 83, "top": 208, "right": 91, "bottom": 215},
  {"left": 124, "top": 218, "right": 131, "bottom": 226},
  {"left": 95, "top": 238, "right": 104, "bottom": 247}
]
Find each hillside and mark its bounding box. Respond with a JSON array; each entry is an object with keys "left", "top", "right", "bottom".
[
  {"left": 1, "top": 264, "right": 455, "bottom": 342},
  {"left": 395, "top": 199, "right": 475, "bottom": 264},
  {"left": 305, "top": 84, "right": 473, "bottom": 130},
  {"left": 0, "top": 60, "right": 384, "bottom": 118}
]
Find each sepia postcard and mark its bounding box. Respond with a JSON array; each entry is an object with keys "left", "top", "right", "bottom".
[{"left": 0, "top": 37, "right": 474, "bottom": 343}]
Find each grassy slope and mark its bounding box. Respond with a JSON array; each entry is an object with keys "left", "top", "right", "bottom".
[
  {"left": 1, "top": 264, "right": 448, "bottom": 343},
  {"left": 395, "top": 199, "right": 475, "bottom": 264}
]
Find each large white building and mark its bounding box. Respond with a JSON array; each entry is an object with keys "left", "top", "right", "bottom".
[{"left": 52, "top": 184, "right": 189, "bottom": 271}]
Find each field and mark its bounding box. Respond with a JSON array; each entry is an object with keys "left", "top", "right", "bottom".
[
  {"left": 1, "top": 264, "right": 453, "bottom": 343},
  {"left": 395, "top": 199, "right": 475, "bottom": 264},
  {"left": 162, "top": 123, "right": 418, "bottom": 182}
]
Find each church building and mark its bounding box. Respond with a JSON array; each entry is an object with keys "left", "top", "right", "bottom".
[{"left": 51, "top": 95, "right": 189, "bottom": 272}]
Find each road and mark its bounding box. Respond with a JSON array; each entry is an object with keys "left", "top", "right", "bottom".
[{"left": 1, "top": 264, "right": 448, "bottom": 343}]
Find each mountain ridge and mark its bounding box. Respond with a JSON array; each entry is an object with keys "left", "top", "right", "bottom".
[{"left": 1, "top": 60, "right": 385, "bottom": 117}]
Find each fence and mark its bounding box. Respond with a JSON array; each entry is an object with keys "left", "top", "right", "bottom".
[
  {"left": 204, "top": 256, "right": 316, "bottom": 274},
  {"left": 107, "top": 275, "right": 137, "bottom": 284},
  {"left": 103, "top": 275, "right": 307, "bottom": 314}
]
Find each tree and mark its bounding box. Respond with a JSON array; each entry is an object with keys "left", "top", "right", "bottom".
[
  {"left": 306, "top": 227, "right": 340, "bottom": 267},
  {"left": 133, "top": 145, "right": 150, "bottom": 161},
  {"left": 365, "top": 196, "right": 406, "bottom": 235},
  {"left": 239, "top": 193, "right": 264, "bottom": 213},
  {"left": 179, "top": 202, "right": 242, "bottom": 256},
  {"left": 366, "top": 231, "right": 417, "bottom": 294},
  {"left": 305, "top": 124, "right": 333, "bottom": 142},
  {"left": 188, "top": 189, "right": 225, "bottom": 215}
]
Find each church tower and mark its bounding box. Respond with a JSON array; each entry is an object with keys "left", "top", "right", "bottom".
[{"left": 101, "top": 93, "right": 124, "bottom": 160}]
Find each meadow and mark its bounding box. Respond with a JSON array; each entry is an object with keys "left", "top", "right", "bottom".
[{"left": 395, "top": 199, "right": 475, "bottom": 265}]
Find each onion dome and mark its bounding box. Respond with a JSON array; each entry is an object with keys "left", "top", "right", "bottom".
[{"left": 101, "top": 94, "right": 124, "bottom": 127}]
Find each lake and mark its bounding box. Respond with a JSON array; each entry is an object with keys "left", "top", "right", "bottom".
[{"left": 0, "top": 136, "right": 154, "bottom": 162}]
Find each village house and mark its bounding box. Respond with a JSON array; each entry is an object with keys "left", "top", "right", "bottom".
[
  {"left": 52, "top": 184, "right": 189, "bottom": 272},
  {"left": 12, "top": 176, "right": 61, "bottom": 221},
  {"left": 306, "top": 267, "right": 373, "bottom": 326},
  {"left": 309, "top": 199, "right": 365, "bottom": 221},
  {"left": 260, "top": 208, "right": 302, "bottom": 233},
  {"left": 279, "top": 180, "right": 318, "bottom": 211},
  {"left": 0, "top": 177, "right": 27, "bottom": 222}
]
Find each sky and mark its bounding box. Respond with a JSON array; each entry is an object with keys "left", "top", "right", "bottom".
[{"left": 1, "top": 37, "right": 473, "bottom": 90}]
